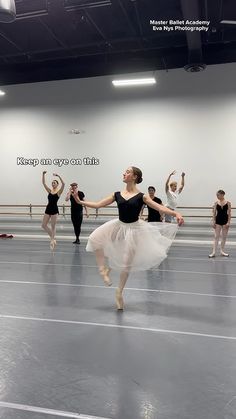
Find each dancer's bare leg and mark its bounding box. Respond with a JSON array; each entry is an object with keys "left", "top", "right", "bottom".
[
  {"left": 95, "top": 248, "right": 106, "bottom": 268},
  {"left": 221, "top": 225, "right": 229, "bottom": 256},
  {"left": 95, "top": 248, "right": 112, "bottom": 286},
  {"left": 116, "top": 269, "right": 130, "bottom": 310},
  {"left": 209, "top": 225, "right": 221, "bottom": 257},
  {"left": 116, "top": 246, "right": 135, "bottom": 310},
  {"left": 50, "top": 214, "right": 58, "bottom": 249},
  {"left": 42, "top": 214, "right": 52, "bottom": 238}
]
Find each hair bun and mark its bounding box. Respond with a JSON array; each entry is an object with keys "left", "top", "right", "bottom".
[{"left": 131, "top": 166, "right": 143, "bottom": 184}]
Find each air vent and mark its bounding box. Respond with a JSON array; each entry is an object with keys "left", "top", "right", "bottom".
[{"left": 184, "top": 63, "right": 206, "bottom": 72}]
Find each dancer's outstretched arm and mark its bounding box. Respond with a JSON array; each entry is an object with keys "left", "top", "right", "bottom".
[
  {"left": 72, "top": 193, "right": 115, "bottom": 209},
  {"left": 143, "top": 194, "right": 184, "bottom": 225}
]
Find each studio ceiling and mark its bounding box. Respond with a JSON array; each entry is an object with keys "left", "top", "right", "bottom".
[{"left": 0, "top": 0, "right": 235, "bottom": 84}]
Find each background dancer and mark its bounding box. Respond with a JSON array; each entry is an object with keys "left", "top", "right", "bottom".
[
  {"left": 209, "top": 190, "right": 231, "bottom": 258},
  {"left": 65, "top": 182, "right": 89, "bottom": 244},
  {"left": 41, "top": 171, "right": 65, "bottom": 250},
  {"left": 165, "top": 170, "right": 185, "bottom": 222},
  {"left": 140, "top": 186, "right": 163, "bottom": 222}
]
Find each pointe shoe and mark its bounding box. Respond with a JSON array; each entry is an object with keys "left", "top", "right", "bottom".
[
  {"left": 221, "top": 251, "right": 229, "bottom": 257},
  {"left": 50, "top": 239, "right": 56, "bottom": 250},
  {"left": 208, "top": 253, "right": 215, "bottom": 258},
  {"left": 99, "top": 266, "right": 112, "bottom": 286},
  {"left": 115, "top": 288, "right": 124, "bottom": 310}
]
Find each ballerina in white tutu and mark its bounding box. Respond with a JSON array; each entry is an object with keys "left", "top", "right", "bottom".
[{"left": 73, "top": 166, "right": 184, "bottom": 310}]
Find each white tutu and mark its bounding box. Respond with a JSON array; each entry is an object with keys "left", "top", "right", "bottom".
[{"left": 86, "top": 219, "right": 178, "bottom": 271}]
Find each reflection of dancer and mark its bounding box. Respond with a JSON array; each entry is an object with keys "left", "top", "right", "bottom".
[
  {"left": 209, "top": 190, "right": 231, "bottom": 258},
  {"left": 41, "top": 171, "right": 65, "bottom": 250},
  {"left": 165, "top": 171, "right": 185, "bottom": 222},
  {"left": 65, "top": 182, "right": 89, "bottom": 244},
  {"left": 73, "top": 166, "right": 183, "bottom": 310},
  {"left": 140, "top": 186, "right": 163, "bottom": 222}
]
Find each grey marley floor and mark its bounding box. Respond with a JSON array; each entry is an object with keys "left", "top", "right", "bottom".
[{"left": 0, "top": 239, "right": 236, "bottom": 419}]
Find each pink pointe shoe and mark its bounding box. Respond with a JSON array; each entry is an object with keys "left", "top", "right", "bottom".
[
  {"left": 115, "top": 288, "right": 124, "bottom": 310},
  {"left": 221, "top": 251, "right": 229, "bottom": 257},
  {"left": 99, "top": 266, "right": 112, "bottom": 286},
  {"left": 50, "top": 239, "right": 56, "bottom": 250}
]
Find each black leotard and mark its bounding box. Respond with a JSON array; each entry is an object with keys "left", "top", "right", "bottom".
[
  {"left": 215, "top": 202, "right": 228, "bottom": 226},
  {"left": 114, "top": 192, "right": 144, "bottom": 223},
  {"left": 45, "top": 193, "right": 59, "bottom": 215}
]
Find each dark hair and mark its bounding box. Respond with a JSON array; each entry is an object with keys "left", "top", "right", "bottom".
[
  {"left": 217, "top": 189, "right": 225, "bottom": 195},
  {"left": 148, "top": 186, "right": 156, "bottom": 192},
  {"left": 132, "top": 166, "right": 143, "bottom": 184},
  {"left": 53, "top": 179, "right": 59, "bottom": 185}
]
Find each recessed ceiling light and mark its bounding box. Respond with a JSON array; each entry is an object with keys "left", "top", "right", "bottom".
[
  {"left": 112, "top": 78, "right": 156, "bottom": 87},
  {"left": 0, "top": 90, "right": 5, "bottom": 96},
  {"left": 220, "top": 20, "right": 236, "bottom": 25},
  {"left": 0, "top": 0, "right": 16, "bottom": 23}
]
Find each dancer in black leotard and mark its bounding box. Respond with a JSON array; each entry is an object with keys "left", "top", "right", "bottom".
[
  {"left": 41, "top": 171, "right": 65, "bottom": 250},
  {"left": 73, "top": 166, "right": 184, "bottom": 310},
  {"left": 209, "top": 190, "right": 231, "bottom": 258}
]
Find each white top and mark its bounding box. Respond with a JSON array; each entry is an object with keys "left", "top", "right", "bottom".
[{"left": 166, "top": 189, "right": 179, "bottom": 209}]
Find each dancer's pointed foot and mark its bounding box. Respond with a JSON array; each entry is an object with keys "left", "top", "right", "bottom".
[
  {"left": 115, "top": 288, "right": 124, "bottom": 310},
  {"left": 208, "top": 253, "right": 215, "bottom": 258},
  {"left": 50, "top": 239, "right": 56, "bottom": 251},
  {"left": 99, "top": 266, "right": 112, "bottom": 286},
  {"left": 221, "top": 251, "right": 229, "bottom": 257}
]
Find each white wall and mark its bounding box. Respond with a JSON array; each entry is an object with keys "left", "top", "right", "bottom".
[{"left": 1, "top": 63, "right": 236, "bottom": 206}]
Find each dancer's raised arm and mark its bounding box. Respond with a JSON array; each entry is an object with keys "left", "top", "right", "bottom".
[
  {"left": 165, "top": 170, "right": 176, "bottom": 193},
  {"left": 42, "top": 171, "right": 50, "bottom": 193},
  {"left": 178, "top": 172, "right": 185, "bottom": 194},
  {"left": 53, "top": 173, "right": 65, "bottom": 196}
]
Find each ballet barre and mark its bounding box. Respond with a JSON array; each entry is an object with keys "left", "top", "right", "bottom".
[{"left": 0, "top": 204, "right": 236, "bottom": 219}]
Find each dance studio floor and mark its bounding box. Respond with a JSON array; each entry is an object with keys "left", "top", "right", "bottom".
[{"left": 0, "top": 239, "right": 236, "bottom": 419}]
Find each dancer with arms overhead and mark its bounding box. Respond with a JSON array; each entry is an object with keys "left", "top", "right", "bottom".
[{"left": 41, "top": 171, "right": 65, "bottom": 250}]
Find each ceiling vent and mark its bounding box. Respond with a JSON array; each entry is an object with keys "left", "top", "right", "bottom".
[{"left": 184, "top": 63, "right": 206, "bottom": 72}]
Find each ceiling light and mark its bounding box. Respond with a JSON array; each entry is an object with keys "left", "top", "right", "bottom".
[
  {"left": 0, "top": 90, "right": 5, "bottom": 96},
  {"left": 112, "top": 78, "right": 156, "bottom": 87},
  {"left": 220, "top": 20, "right": 236, "bottom": 25},
  {"left": 0, "top": 0, "right": 16, "bottom": 23}
]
